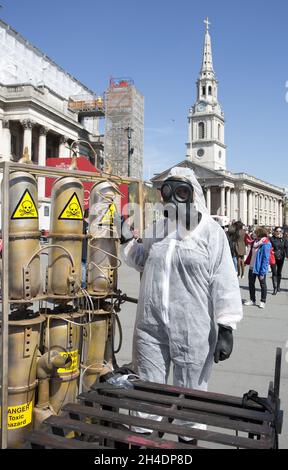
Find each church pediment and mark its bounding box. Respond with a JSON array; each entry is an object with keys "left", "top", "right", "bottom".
[{"left": 151, "top": 160, "right": 222, "bottom": 184}]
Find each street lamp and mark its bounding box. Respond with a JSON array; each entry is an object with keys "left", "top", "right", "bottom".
[{"left": 125, "top": 126, "right": 134, "bottom": 177}]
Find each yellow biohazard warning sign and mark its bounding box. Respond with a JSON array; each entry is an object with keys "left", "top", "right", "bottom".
[
  {"left": 0, "top": 401, "right": 33, "bottom": 429},
  {"left": 57, "top": 349, "right": 79, "bottom": 374},
  {"left": 11, "top": 190, "right": 38, "bottom": 220},
  {"left": 101, "top": 203, "right": 116, "bottom": 225},
  {"left": 58, "top": 192, "right": 83, "bottom": 220}
]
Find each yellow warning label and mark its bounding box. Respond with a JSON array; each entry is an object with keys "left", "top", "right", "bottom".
[
  {"left": 101, "top": 203, "right": 116, "bottom": 225},
  {"left": 57, "top": 349, "right": 79, "bottom": 374},
  {"left": 11, "top": 190, "right": 38, "bottom": 219},
  {"left": 0, "top": 401, "right": 33, "bottom": 429},
  {"left": 58, "top": 193, "right": 83, "bottom": 220}
]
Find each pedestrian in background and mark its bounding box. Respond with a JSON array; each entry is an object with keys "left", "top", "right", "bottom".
[
  {"left": 270, "top": 227, "right": 288, "bottom": 294},
  {"left": 227, "top": 224, "right": 237, "bottom": 271},
  {"left": 234, "top": 221, "right": 248, "bottom": 279},
  {"left": 244, "top": 227, "right": 272, "bottom": 309}
]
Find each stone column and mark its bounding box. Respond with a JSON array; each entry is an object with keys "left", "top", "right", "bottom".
[
  {"left": 38, "top": 127, "right": 49, "bottom": 199},
  {"left": 254, "top": 193, "right": 258, "bottom": 225},
  {"left": 21, "top": 119, "right": 34, "bottom": 159},
  {"left": 239, "top": 189, "right": 247, "bottom": 225},
  {"left": 247, "top": 191, "right": 253, "bottom": 226},
  {"left": 206, "top": 187, "right": 211, "bottom": 214},
  {"left": 279, "top": 200, "right": 283, "bottom": 226},
  {"left": 220, "top": 186, "right": 225, "bottom": 216},
  {"left": 1, "top": 119, "right": 12, "bottom": 161},
  {"left": 59, "top": 135, "right": 70, "bottom": 158},
  {"left": 274, "top": 198, "right": 278, "bottom": 226},
  {"left": 230, "top": 189, "right": 235, "bottom": 221},
  {"left": 226, "top": 187, "right": 231, "bottom": 221}
]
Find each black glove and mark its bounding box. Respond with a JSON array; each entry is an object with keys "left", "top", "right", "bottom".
[
  {"left": 114, "top": 214, "right": 135, "bottom": 244},
  {"left": 121, "top": 217, "right": 135, "bottom": 244},
  {"left": 214, "top": 324, "right": 233, "bottom": 363}
]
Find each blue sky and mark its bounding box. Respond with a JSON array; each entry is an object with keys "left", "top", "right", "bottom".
[{"left": 2, "top": 0, "right": 288, "bottom": 187}]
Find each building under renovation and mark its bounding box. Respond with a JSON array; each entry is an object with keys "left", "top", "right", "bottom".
[
  {"left": 0, "top": 19, "right": 105, "bottom": 194},
  {"left": 104, "top": 78, "right": 144, "bottom": 179}
]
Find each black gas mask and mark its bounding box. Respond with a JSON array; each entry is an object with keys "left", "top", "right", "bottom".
[{"left": 160, "top": 177, "right": 195, "bottom": 229}]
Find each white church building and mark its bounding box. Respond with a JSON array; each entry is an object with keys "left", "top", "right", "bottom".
[{"left": 153, "top": 19, "right": 285, "bottom": 227}]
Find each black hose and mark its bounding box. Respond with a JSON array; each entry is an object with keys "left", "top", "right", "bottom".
[{"left": 113, "top": 313, "right": 123, "bottom": 354}]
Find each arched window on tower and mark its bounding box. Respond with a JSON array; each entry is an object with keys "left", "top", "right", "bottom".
[
  {"left": 202, "top": 86, "right": 206, "bottom": 96},
  {"left": 218, "top": 124, "right": 221, "bottom": 141},
  {"left": 208, "top": 86, "right": 212, "bottom": 95},
  {"left": 199, "top": 122, "right": 205, "bottom": 139}
]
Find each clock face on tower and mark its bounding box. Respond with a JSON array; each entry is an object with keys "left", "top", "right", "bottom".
[{"left": 197, "top": 101, "right": 206, "bottom": 112}]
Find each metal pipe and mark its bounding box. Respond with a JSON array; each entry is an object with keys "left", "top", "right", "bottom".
[
  {"left": 36, "top": 351, "right": 71, "bottom": 412},
  {"left": 0, "top": 162, "right": 140, "bottom": 185},
  {"left": 24, "top": 245, "right": 75, "bottom": 272},
  {"left": 1, "top": 161, "right": 9, "bottom": 448}
]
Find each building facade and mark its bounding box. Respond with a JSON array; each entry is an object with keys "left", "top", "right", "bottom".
[
  {"left": 179, "top": 19, "right": 285, "bottom": 226},
  {"left": 152, "top": 160, "right": 284, "bottom": 227},
  {"left": 0, "top": 19, "right": 104, "bottom": 202}
]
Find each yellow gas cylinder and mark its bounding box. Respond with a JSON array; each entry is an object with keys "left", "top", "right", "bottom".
[
  {"left": 87, "top": 181, "right": 120, "bottom": 297},
  {"left": 0, "top": 313, "right": 45, "bottom": 448},
  {"left": 47, "top": 177, "right": 84, "bottom": 297},
  {"left": 8, "top": 172, "right": 41, "bottom": 301}
]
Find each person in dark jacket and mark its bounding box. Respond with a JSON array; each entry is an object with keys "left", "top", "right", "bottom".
[
  {"left": 270, "top": 227, "right": 288, "bottom": 294},
  {"left": 227, "top": 224, "right": 237, "bottom": 271},
  {"left": 234, "top": 221, "right": 248, "bottom": 278}
]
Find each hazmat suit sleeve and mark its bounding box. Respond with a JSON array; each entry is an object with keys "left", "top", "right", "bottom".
[
  {"left": 122, "top": 238, "right": 146, "bottom": 272},
  {"left": 209, "top": 226, "right": 243, "bottom": 330},
  {"left": 122, "top": 220, "right": 164, "bottom": 272}
]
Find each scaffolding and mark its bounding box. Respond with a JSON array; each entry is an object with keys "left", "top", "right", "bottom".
[
  {"left": 104, "top": 78, "right": 144, "bottom": 179},
  {"left": 68, "top": 94, "right": 105, "bottom": 117}
]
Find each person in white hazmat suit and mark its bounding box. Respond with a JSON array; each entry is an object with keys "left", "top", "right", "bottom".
[{"left": 122, "top": 167, "right": 243, "bottom": 443}]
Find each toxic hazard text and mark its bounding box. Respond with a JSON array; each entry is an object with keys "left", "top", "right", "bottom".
[
  {"left": 11, "top": 190, "right": 38, "bottom": 219},
  {"left": 0, "top": 402, "right": 33, "bottom": 429},
  {"left": 58, "top": 193, "right": 83, "bottom": 220}
]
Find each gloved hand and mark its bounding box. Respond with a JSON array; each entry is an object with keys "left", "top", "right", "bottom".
[
  {"left": 114, "top": 214, "right": 135, "bottom": 244},
  {"left": 214, "top": 324, "right": 233, "bottom": 363}
]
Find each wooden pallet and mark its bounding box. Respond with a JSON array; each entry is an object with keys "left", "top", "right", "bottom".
[{"left": 25, "top": 348, "right": 283, "bottom": 449}]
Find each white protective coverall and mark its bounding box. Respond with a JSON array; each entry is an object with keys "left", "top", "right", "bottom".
[{"left": 123, "top": 167, "right": 243, "bottom": 433}]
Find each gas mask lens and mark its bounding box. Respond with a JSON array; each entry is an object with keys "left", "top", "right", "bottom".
[
  {"left": 160, "top": 180, "right": 193, "bottom": 203},
  {"left": 160, "top": 183, "right": 173, "bottom": 202},
  {"left": 174, "top": 184, "right": 192, "bottom": 203}
]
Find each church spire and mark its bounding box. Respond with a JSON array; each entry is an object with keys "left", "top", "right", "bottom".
[{"left": 200, "top": 17, "right": 215, "bottom": 80}]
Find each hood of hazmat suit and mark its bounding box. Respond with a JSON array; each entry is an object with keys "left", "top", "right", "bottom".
[{"left": 122, "top": 167, "right": 243, "bottom": 434}]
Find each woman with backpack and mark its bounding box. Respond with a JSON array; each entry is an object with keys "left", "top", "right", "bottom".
[{"left": 270, "top": 227, "right": 288, "bottom": 294}]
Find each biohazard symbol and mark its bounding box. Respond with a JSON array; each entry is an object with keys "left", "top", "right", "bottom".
[
  {"left": 101, "top": 203, "right": 116, "bottom": 225},
  {"left": 58, "top": 192, "right": 83, "bottom": 220},
  {"left": 11, "top": 190, "right": 38, "bottom": 219}
]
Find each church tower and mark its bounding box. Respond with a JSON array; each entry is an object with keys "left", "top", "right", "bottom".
[{"left": 186, "top": 18, "right": 226, "bottom": 170}]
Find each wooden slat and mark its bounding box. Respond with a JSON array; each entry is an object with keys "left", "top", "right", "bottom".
[
  {"left": 89, "top": 385, "right": 273, "bottom": 422},
  {"left": 44, "top": 416, "right": 197, "bottom": 449},
  {"left": 25, "top": 431, "right": 108, "bottom": 449},
  {"left": 63, "top": 402, "right": 271, "bottom": 449},
  {"left": 78, "top": 392, "right": 271, "bottom": 436},
  {"left": 127, "top": 380, "right": 266, "bottom": 410}
]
